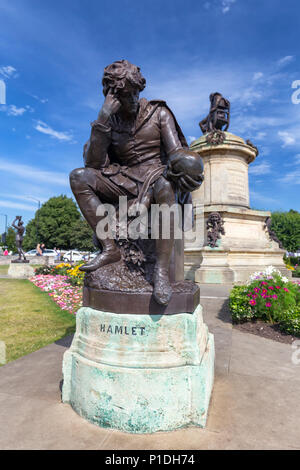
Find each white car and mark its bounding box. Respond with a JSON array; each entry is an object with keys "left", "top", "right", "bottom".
[
  {"left": 83, "top": 251, "right": 100, "bottom": 261},
  {"left": 62, "top": 250, "right": 84, "bottom": 262},
  {"left": 25, "top": 249, "right": 57, "bottom": 257}
]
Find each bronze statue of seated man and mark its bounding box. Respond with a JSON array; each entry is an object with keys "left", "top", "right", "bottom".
[{"left": 70, "top": 60, "right": 203, "bottom": 306}]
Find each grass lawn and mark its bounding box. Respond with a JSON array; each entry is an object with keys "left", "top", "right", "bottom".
[
  {"left": 0, "top": 279, "right": 76, "bottom": 364},
  {"left": 0, "top": 265, "right": 9, "bottom": 275}
]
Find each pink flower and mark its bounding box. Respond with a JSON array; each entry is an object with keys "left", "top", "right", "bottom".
[
  {"left": 265, "top": 302, "right": 272, "bottom": 307},
  {"left": 249, "top": 300, "right": 256, "bottom": 306},
  {"left": 276, "top": 286, "right": 281, "bottom": 289},
  {"left": 254, "top": 287, "right": 260, "bottom": 293},
  {"left": 268, "top": 286, "right": 274, "bottom": 290},
  {"left": 272, "top": 294, "right": 278, "bottom": 299},
  {"left": 283, "top": 288, "right": 289, "bottom": 292},
  {"left": 261, "top": 282, "right": 267, "bottom": 286}
]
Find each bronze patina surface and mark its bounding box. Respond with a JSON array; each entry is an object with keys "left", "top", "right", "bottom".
[
  {"left": 11, "top": 216, "right": 29, "bottom": 263},
  {"left": 70, "top": 60, "right": 204, "bottom": 312}
]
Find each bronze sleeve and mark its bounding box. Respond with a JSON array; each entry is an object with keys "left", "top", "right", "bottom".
[
  {"left": 83, "top": 120, "right": 111, "bottom": 169},
  {"left": 160, "top": 107, "right": 183, "bottom": 156}
]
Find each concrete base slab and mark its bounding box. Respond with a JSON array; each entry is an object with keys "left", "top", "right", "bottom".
[{"left": 0, "top": 286, "right": 299, "bottom": 449}]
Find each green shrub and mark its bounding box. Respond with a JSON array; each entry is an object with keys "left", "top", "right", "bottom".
[
  {"left": 34, "top": 265, "right": 55, "bottom": 275},
  {"left": 279, "top": 306, "right": 300, "bottom": 337},
  {"left": 229, "top": 286, "right": 254, "bottom": 323},
  {"left": 229, "top": 267, "right": 300, "bottom": 335},
  {"left": 292, "top": 266, "right": 300, "bottom": 278}
]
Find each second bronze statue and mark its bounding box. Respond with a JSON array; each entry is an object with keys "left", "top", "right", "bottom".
[{"left": 70, "top": 60, "right": 204, "bottom": 307}]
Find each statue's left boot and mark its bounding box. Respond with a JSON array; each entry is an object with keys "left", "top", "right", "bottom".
[{"left": 79, "top": 240, "right": 121, "bottom": 272}]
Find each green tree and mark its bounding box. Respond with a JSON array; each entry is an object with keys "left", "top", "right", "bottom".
[
  {"left": 3, "top": 227, "right": 17, "bottom": 253},
  {"left": 23, "top": 195, "right": 81, "bottom": 251},
  {"left": 271, "top": 210, "right": 300, "bottom": 252},
  {"left": 69, "top": 218, "right": 95, "bottom": 251}
]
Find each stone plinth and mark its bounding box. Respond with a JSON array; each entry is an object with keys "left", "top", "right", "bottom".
[
  {"left": 8, "top": 263, "right": 35, "bottom": 279},
  {"left": 185, "top": 133, "right": 290, "bottom": 284},
  {"left": 191, "top": 132, "right": 256, "bottom": 209},
  {"left": 62, "top": 305, "right": 214, "bottom": 433}
]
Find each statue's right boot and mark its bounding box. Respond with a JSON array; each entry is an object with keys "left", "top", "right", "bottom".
[{"left": 79, "top": 240, "right": 121, "bottom": 272}]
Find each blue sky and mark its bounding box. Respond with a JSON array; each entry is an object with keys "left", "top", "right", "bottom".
[{"left": 0, "top": 0, "right": 300, "bottom": 233}]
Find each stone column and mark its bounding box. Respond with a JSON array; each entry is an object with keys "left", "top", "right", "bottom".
[{"left": 185, "top": 132, "right": 290, "bottom": 284}]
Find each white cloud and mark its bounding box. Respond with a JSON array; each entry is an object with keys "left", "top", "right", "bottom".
[
  {"left": 0, "top": 200, "right": 37, "bottom": 212},
  {"left": 221, "top": 0, "right": 236, "bottom": 14},
  {"left": 187, "top": 136, "right": 196, "bottom": 143},
  {"left": 253, "top": 72, "right": 264, "bottom": 81},
  {"left": 254, "top": 131, "right": 267, "bottom": 140},
  {"left": 0, "top": 65, "right": 17, "bottom": 79},
  {"left": 0, "top": 157, "right": 69, "bottom": 186},
  {"left": 29, "top": 93, "right": 48, "bottom": 104},
  {"left": 276, "top": 55, "right": 294, "bottom": 68},
  {"left": 249, "top": 161, "right": 271, "bottom": 175},
  {"left": 0, "top": 104, "right": 27, "bottom": 116},
  {"left": 295, "top": 154, "right": 300, "bottom": 164},
  {"left": 280, "top": 169, "right": 300, "bottom": 185},
  {"left": 278, "top": 130, "right": 296, "bottom": 147},
  {"left": 250, "top": 190, "right": 279, "bottom": 205},
  {"left": 34, "top": 120, "right": 73, "bottom": 142}
]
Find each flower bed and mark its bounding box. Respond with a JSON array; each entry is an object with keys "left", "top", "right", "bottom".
[
  {"left": 229, "top": 266, "right": 300, "bottom": 337},
  {"left": 29, "top": 274, "right": 82, "bottom": 314}
]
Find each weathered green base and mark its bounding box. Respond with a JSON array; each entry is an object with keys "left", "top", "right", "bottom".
[{"left": 62, "top": 305, "right": 214, "bottom": 434}]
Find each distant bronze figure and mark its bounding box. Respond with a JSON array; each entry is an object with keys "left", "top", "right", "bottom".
[
  {"left": 11, "top": 216, "right": 28, "bottom": 263},
  {"left": 199, "top": 92, "right": 230, "bottom": 134},
  {"left": 206, "top": 212, "right": 225, "bottom": 248},
  {"left": 70, "top": 60, "right": 204, "bottom": 309}
]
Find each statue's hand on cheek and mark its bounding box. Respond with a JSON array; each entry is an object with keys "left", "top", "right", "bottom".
[{"left": 99, "top": 88, "right": 122, "bottom": 123}]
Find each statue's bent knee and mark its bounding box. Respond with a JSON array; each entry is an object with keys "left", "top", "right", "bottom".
[{"left": 69, "top": 167, "right": 91, "bottom": 191}]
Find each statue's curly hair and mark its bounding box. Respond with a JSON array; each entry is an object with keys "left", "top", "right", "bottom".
[{"left": 102, "top": 60, "right": 146, "bottom": 96}]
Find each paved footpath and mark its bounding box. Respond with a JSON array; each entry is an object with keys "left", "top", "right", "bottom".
[{"left": 0, "top": 284, "right": 299, "bottom": 450}]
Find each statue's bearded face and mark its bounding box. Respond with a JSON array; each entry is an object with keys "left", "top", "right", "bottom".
[{"left": 116, "top": 82, "right": 140, "bottom": 115}]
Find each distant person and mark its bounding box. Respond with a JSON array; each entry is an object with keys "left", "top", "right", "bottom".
[
  {"left": 41, "top": 243, "right": 46, "bottom": 254},
  {"left": 36, "top": 243, "right": 42, "bottom": 256},
  {"left": 3, "top": 249, "right": 8, "bottom": 256},
  {"left": 54, "top": 247, "right": 61, "bottom": 262}
]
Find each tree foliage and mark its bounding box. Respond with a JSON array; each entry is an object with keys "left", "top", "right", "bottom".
[
  {"left": 271, "top": 210, "right": 300, "bottom": 252},
  {"left": 23, "top": 195, "right": 81, "bottom": 251},
  {"left": 69, "top": 218, "right": 95, "bottom": 251},
  {"left": 2, "top": 227, "right": 17, "bottom": 252}
]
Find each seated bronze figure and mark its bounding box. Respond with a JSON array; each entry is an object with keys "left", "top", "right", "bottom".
[
  {"left": 70, "top": 60, "right": 203, "bottom": 307},
  {"left": 199, "top": 92, "right": 230, "bottom": 134}
]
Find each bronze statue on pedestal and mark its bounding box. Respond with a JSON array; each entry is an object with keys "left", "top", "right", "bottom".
[
  {"left": 11, "top": 216, "right": 28, "bottom": 263},
  {"left": 70, "top": 60, "right": 204, "bottom": 312}
]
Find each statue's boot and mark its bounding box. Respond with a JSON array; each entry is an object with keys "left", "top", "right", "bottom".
[
  {"left": 79, "top": 241, "right": 121, "bottom": 272},
  {"left": 153, "top": 266, "right": 173, "bottom": 306}
]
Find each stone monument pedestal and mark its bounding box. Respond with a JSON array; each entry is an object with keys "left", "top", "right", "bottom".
[
  {"left": 62, "top": 305, "right": 214, "bottom": 433},
  {"left": 8, "top": 262, "right": 35, "bottom": 279},
  {"left": 185, "top": 133, "right": 290, "bottom": 284}
]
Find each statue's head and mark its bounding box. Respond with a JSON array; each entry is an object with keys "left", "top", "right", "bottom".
[
  {"left": 209, "top": 92, "right": 222, "bottom": 103},
  {"left": 210, "top": 212, "right": 222, "bottom": 224},
  {"left": 102, "top": 60, "right": 146, "bottom": 115}
]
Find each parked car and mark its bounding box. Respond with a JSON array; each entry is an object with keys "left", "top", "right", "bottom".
[
  {"left": 25, "top": 249, "right": 57, "bottom": 257},
  {"left": 83, "top": 251, "right": 100, "bottom": 261},
  {"left": 62, "top": 250, "right": 84, "bottom": 262}
]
